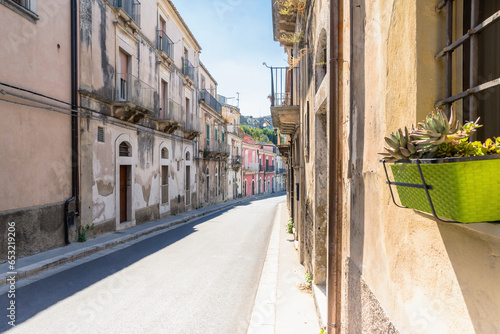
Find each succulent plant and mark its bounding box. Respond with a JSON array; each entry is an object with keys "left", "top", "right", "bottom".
[
  {"left": 411, "top": 107, "right": 467, "bottom": 155},
  {"left": 380, "top": 105, "right": 494, "bottom": 161},
  {"left": 379, "top": 127, "right": 418, "bottom": 162}
]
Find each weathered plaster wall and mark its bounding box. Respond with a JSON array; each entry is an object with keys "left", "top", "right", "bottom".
[
  {"left": 342, "top": 1, "right": 500, "bottom": 333},
  {"left": 0, "top": 1, "right": 73, "bottom": 259}
]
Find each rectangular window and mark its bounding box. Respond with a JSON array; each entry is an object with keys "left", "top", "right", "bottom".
[
  {"left": 437, "top": 0, "right": 500, "bottom": 140},
  {"left": 97, "top": 127, "right": 105, "bottom": 143},
  {"left": 206, "top": 123, "right": 210, "bottom": 148},
  {"left": 215, "top": 128, "right": 218, "bottom": 141}
]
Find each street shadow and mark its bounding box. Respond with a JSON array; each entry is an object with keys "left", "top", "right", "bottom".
[
  {"left": 0, "top": 194, "right": 285, "bottom": 331},
  {"left": 347, "top": 0, "right": 366, "bottom": 332}
]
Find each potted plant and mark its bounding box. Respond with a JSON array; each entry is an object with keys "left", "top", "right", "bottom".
[{"left": 379, "top": 107, "right": 500, "bottom": 223}]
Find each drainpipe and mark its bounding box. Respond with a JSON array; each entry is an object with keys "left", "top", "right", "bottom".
[
  {"left": 327, "top": 0, "right": 343, "bottom": 332},
  {"left": 65, "top": 0, "right": 79, "bottom": 245}
]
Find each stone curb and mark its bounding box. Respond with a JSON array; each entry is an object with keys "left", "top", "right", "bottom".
[{"left": 0, "top": 194, "right": 280, "bottom": 287}]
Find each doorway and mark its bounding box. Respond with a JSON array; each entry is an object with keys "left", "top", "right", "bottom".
[
  {"left": 186, "top": 166, "right": 191, "bottom": 205},
  {"left": 119, "top": 165, "right": 131, "bottom": 223}
]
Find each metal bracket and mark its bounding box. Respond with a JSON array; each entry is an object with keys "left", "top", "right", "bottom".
[{"left": 382, "top": 160, "right": 459, "bottom": 223}]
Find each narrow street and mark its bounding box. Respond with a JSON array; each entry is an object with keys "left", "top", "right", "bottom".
[{"left": 1, "top": 196, "right": 285, "bottom": 334}]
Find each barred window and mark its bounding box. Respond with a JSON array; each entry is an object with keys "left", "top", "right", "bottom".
[{"left": 436, "top": 0, "right": 500, "bottom": 140}]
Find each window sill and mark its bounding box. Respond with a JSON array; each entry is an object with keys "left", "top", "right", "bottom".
[{"left": 1, "top": 0, "right": 38, "bottom": 23}]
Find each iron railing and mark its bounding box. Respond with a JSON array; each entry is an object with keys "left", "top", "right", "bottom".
[
  {"left": 278, "top": 168, "right": 286, "bottom": 174},
  {"left": 260, "top": 165, "right": 275, "bottom": 172},
  {"left": 158, "top": 30, "right": 174, "bottom": 59},
  {"left": 182, "top": 57, "right": 195, "bottom": 81},
  {"left": 184, "top": 113, "right": 202, "bottom": 133},
  {"left": 116, "top": 73, "right": 154, "bottom": 111},
  {"left": 268, "top": 67, "right": 299, "bottom": 107},
  {"left": 165, "top": 99, "right": 185, "bottom": 125},
  {"left": 199, "top": 89, "right": 222, "bottom": 114},
  {"left": 244, "top": 162, "right": 259, "bottom": 171},
  {"left": 113, "top": 0, "right": 141, "bottom": 25},
  {"left": 231, "top": 156, "right": 242, "bottom": 165}
]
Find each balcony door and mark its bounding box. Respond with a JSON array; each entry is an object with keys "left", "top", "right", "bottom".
[{"left": 119, "top": 50, "right": 130, "bottom": 101}]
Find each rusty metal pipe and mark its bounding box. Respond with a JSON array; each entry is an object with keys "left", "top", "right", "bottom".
[{"left": 327, "top": 0, "right": 343, "bottom": 332}]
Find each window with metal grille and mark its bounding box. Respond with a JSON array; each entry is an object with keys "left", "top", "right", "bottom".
[
  {"left": 119, "top": 142, "right": 131, "bottom": 157},
  {"left": 436, "top": 0, "right": 500, "bottom": 140},
  {"left": 97, "top": 127, "right": 105, "bottom": 143}
]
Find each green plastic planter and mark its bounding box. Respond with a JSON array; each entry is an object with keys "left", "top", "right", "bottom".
[{"left": 388, "top": 154, "right": 500, "bottom": 223}]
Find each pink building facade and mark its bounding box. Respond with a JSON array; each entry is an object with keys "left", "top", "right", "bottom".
[
  {"left": 258, "top": 144, "right": 277, "bottom": 194},
  {"left": 242, "top": 136, "right": 277, "bottom": 196},
  {"left": 242, "top": 135, "right": 259, "bottom": 196}
]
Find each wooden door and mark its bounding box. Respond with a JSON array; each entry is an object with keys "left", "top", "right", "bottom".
[
  {"left": 120, "top": 165, "right": 128, "bottom": 223},
  {"left": 185, "top": 166, "right": 191, "bottom": 205}
]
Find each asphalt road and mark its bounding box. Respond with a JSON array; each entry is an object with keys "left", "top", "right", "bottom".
[{"left": 1, "top": 195, "right": 285, "bottom": 334}]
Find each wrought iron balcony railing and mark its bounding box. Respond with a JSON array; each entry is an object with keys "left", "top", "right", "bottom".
[
  {"left": 231, "top": 156, "right": 242, "bottom": 165},
  {"left": 260, "top": 165, "right": 275, "bottom": 172},
  {"left": 158, "top": 30, "right": 173, "bottom": 59},
  {"left": 269, "top": 66, "right": 299, "bottom": 107},
  {"left": 113, "top": 0, "right": 141, "bottom": 25},
  {"left": 278, "top": 168, "right": 286, "bottom": 174},
  {"left": 182, "top": 57, "right": 195, "bottom": 81},
  {"left": 199, "top": 89, "right": 222, "bottom": 114},
  {"left": 116, "top": 73, "right": 154, "bottom": 111},
  {"left": 244, "top": 162, "right": 259, "bottom": 171},
  {"left": 163, "top": 99, "right": 184, "bottom": 125},
  {"left": 184, "top": 113, "right": 202, "bottom": 133}
]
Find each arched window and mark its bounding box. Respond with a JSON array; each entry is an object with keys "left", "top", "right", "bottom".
[
  {"left": 119, "top": 142, "right": 131, "bottom": 157},
  {"left": 161, "top": 147, "right": 169, "bottom": 159},
  {"left": 186, "top": 151, "right": 191, "bottom": 161}
]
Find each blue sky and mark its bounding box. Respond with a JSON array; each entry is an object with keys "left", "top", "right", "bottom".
[{"left": 173, "top": 0, "right": 289, "bottom": 118}]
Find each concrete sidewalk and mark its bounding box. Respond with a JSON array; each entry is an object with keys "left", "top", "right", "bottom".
[
  {"left": 0, "top": 193, "right": 282, "bottom": 289},
  {"left": 248, "top": 202, "right": 321, "bottom": 334}
]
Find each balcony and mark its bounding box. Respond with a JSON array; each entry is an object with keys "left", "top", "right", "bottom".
[
  {"left": 278, "top": 168, "right": 287, "bottom": 174},
  {"left": 182, "top": 57, "right": 195, "bottom": 83},
  {"left": 230, "top": 155, "right": 242, "bottom": 171},
  {"left": 182, "top": 113, "right": 202, "bottom": 140},
  {"left": 156, "top": 99, "right": 184, "bottom": 133},
  {"left": 199, "top": 89, "right": 222, "bottom": 114},
  {"left": 113, "top": 73, "right": 154, "bottom": 123},
  {"left": 227, "top": 125, "right": 244, "bottom": 137},
  {"left": 158, "top": 30, "right": 174, "bottom": 63},
  {"left": 244, "top": 162, "right": 259, "bottom": 172},
  {"left": 268, "top": 66, "right": 300, "bottom": 135},
  {"left": 260, "top": 165, "right": 275, "bottom": 173},
  {"left": 203, "top": 141, "right": 230, "bottom": 159},
  {"left": 113, "top": 0, "right": 141, "bottom": 30}
]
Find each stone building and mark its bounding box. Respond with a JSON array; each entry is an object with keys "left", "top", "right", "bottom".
[
  {"left": 197, "top": 63, "right": 229, "bottom": 205},
  {"left": 270, "top": 0, "right": 500, "bottom": 333},
  {"left": 78, "top": 0, "right": 202, "bottom": 237},
  {"left": 0, "top": 0, "right": 76, "bottom": 258},
  {"left": 222, "top": 101, "right": 244, "bottom": 200}
]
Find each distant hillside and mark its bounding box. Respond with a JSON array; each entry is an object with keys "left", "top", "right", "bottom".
[{"left": 240, "top": 115, "right": 273, "bottom": 129}]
